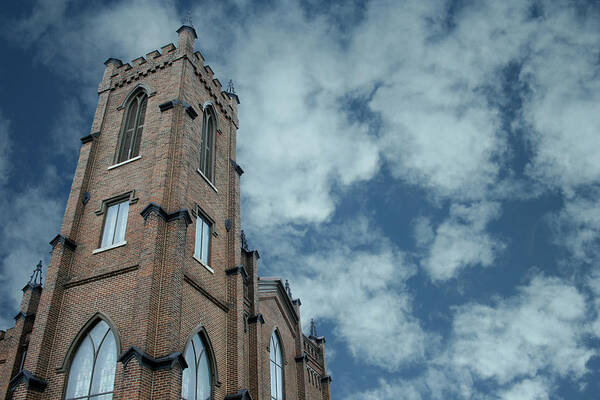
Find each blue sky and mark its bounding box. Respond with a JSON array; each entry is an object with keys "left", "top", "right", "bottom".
[{"left": 1, "top": 0, "right": 600, "bottom": 398}]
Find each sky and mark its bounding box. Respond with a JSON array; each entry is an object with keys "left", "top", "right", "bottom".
[{"left": 0, "top": 0, "right": 600, "bottom": 398}]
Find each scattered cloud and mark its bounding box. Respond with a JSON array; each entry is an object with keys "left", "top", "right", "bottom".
[
  {"left": 349, "top": 274, "right": 597, "bottom": 399},
  {"left": 415, "top": 202, "right": 505, "bottom": 281},
  {"left": 260, "top": 216, "right": 435, "bottom": 370}
]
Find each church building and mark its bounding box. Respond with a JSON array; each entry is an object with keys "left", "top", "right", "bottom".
[{"left": 0, "top": 23, "right": 331, "bottom": 400}]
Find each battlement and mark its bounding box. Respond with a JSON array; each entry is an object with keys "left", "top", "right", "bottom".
[{"left": 101, "top": 32, "right": 239, "bottom": 126}]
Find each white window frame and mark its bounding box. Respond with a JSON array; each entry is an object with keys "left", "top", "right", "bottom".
[
  {"left": 98, "top": 200, "right": 129, "bottom": 251},
  {"left": 194, "top": 212, "right": 212, "bottom": 270}
]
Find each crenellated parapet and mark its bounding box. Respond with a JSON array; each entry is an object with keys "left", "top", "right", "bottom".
[{"left": 100, "top": 28, "right": 240, "bottom": 128}]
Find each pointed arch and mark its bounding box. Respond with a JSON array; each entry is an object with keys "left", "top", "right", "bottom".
[
  {"left": 198, "top": 103, "right": 218, "bottom": 182},
  {"left": 181, "top": 325, "right": 219, "bottom": 400},
  {"left": 58, "top": 312, "right": 122, "bottom": 373},
  {"left": 60, "top": 313, "right": 120, "bottom": 400},
  {"left": 115, "top": 87, "right": 148, "bottom": 163},
  {"left": 117, "top": 83, "right": 156, "bottom": 110},
  {"left": 269, "top": 328, "right": 285, "bottom": 400}
]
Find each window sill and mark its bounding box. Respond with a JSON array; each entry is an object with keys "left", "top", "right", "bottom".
[
  {"left": 196, "top": 169, "right": 218, "bottom": 193},
  {"left": 93, "top": 241, "right": 127, "bottom": 254},
  {"left": 108, "top": 155, "right": 141, "bottom": 170},
  {"left": 193, "top": 255, "right": 215, "bottom": 274}
]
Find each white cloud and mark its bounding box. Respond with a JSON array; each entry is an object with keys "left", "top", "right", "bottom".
[
  {"left": 416, "top": 202, "right": 505, "bottom": 281},
  {"left": 350, "top": 274, "right": 596, "bottom": 399},
  {"left": 260, "top": 216, "right": 434, "bottom": 371},
  {"left": 450, "top": 275, "right": 593, "bottom": 384},
  {"left": 550, "top": 194, "right": 600, "bottom": 264},
  {"left": 0, "top": 169, "right": 65, "bottom": 330},
  {"left": 498, "top": 378, "right": 550, "bottom": 400}
]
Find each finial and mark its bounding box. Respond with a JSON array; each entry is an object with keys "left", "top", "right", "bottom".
[
  {"left": 241, "top": 230, "right": 249, "bottom": 251},
  {"left": 182, "top": 10, "right": 193, "bottom": 27},
  {"left": 227, "top": 79, "right": 236, "bottom": 94},
  {"left": 310, "top": 318, "right": 317, "bottom": 337},
  {"left": 28, "top": 261, "right": 43, "bottom": 287},
  {"left": 285, "top": 280, "right": 292, "bottom": 298}
]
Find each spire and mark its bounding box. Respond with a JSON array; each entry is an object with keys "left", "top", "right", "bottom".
[
  {"left": 310, "top": 318, "right": 317, "bottom": 337},
  {"left": 285, "top": 280, "right": 292, "bottom": 298},
  {"left": 227, "top": 80, "right": 236, "bottom": 94},
  {"left": 26, "top": 261, "right": 43, "bottom": 288},
  {"left": 177, "top": 10, "right": 197, "bottom": 54}
]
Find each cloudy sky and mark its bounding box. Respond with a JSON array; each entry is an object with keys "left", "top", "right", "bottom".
[{"left": 1, "top": 0, "right": 600, "bottom": 398}]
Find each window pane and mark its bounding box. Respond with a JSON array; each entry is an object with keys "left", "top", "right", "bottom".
[
  {"left": 206, "top": 116, "right": 213, "bottom": 180},
  {"left": 276, "top": 365, "right": 283, "bottom": 399},
  {"left": 182, "top": 343, "right": 196, "bottom": 400},
  {"left": 101, "top": 204, "right": 118, "bottom": 247},
  {"left": 89, "top": 320, "right": 109, "bottom": 350},
  {"left": 90, "top": 330, "right": 116, "bottom": 395},
  {"left": 66, "top": 336, "right": 94, "bottom": 399},
  {"left": 113, "top": 201, "right": 129, "bottom": 243},
  {"left": 195, "top": 216, "right": 203, "bottom": 260},
  {"left": 131, "top": 97, "right": 147, "bottom": 158},
  {"left": 201, "top": 220, "right": 209, "bottom": 264},
  {"left": 270, "top": 361, "right": 277, "bottom": 398},
  {"left": 197, "top": 349, "right": 211, "bottom": 400}
]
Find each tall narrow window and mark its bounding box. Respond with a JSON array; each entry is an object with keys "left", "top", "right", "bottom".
[
  {"left": 194, "top": 214, "right": 211, "bottom": 265},
  {"left": 270, "top": 332, "right": 283, "bottom": 400},
  {"left": 181, "top": 333, "right": 212, "bottom": 400},
  {"left": 101, "top": 200, "right": 129, "bottom": 248},
  {"left": 117, "top": 92, "right": 147, "bottom": 163},
  {"left": 65, "top": 320, "right": 117, "bottom": 400},
  {"left": 199, "top": 107, "right": 215, "bottom": 181}
]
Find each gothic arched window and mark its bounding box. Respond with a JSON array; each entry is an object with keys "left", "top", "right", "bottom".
[
  {"left": 65, "top": 320, "right": 117, "bottom": 399},
  {"left": 199, "top": 106, "right": 216, "bottom": 181},
  {"left": 116, "top": 91, "right": 147, "bottom": 163},
  {"left": 270, "top": 331, "right": 284, "bottom": 400},
  {"left": 182, "top": 333, "right": 212, "bottom": 400}
]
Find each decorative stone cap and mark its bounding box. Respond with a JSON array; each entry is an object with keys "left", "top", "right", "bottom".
[
  {"left": 9, "top": 370, "right": 47, "bottom": 393},
  {"left": 177, "top": 25, "right": 198, "bottom": 39}
]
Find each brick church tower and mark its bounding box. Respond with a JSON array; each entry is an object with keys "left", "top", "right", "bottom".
[{"left": 0, "top": 24, "right": 331, "bottom": 400}]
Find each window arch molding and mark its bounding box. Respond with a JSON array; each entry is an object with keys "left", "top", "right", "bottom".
[
  {"left": 181, "top": 325, "right": 220, "bottom": 385},
  {"left": 200, "top": 102, "right": 220, "bottom": 131},
  {"left": 116, "top": 83, "right": 156, "bottom": 110},
  {"left": 181, "top": 325, "right": 220, "bottom": 400},
  {"left": 57, "top": 312, "right": 122, "bottom": 374},
  {"left": 269, "top": 328, "right": 285, "bottom": 400},
  {"left": 198, "top": 103, "right": 218, "bottom": 182}
]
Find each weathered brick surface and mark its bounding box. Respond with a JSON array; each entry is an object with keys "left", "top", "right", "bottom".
[{"left": 0, "top": 25, "right": 330, "bottom": 400}]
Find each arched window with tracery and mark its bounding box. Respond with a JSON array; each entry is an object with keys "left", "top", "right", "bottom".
[
  {"left": 64, "top": 320, "right": 117, "bottom": 399},
  {"left": 181, "top": 333, "right": 212, "bottom": 400},
  {"left": 270, "top": 331, "right": 284, "bottom": 400},
  {"left": 199, "top": 106, "right": 216, "bottom": 181},
  {"left": 116, "top": 91, "right": 147, "bottom": 163}
]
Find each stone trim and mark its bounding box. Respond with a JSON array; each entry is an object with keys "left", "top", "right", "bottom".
[
  {"left": 140, "top": 203, "right": 192, "bottom": 226},
  {"left": 321, "top": 375, "right": 332, "bottom": 383},
  {"left": 226, "top": 265, "right": 248, "bottom": 280},
  {"left": 177, "top": 25, "right": 198, "bottom": 39},
  {"left": 94, "top": 190, "right": 138, "bottom": 216},
  {"left": 49, "top": 234, "right": 77, "bottom": 251},
  {"left": 14, "top": 312, "right": 35, "bottom": 322},
  {"left": 80, "top": 131, "right": 101, "bottom": 144},
  {"left": 230, "top": 159, "right": 244, "bottom": 176},
  {"left": 295, "top": 355, "right": 307, "bottom": 362},
  {"left": 224, "top": 91, "right": 240, "bottom": 104},
  {"left": 184, "top": 275, "right": 229, "bottom": 312},
  {"left": 9, "top": 369, "right": 47, "bottom": 393},
  {"left": 158, "top": 99, "right": 198, "bottom": 119},
  {"left": 104, "top": 58, "right": 123, "bottom": 67},
  {"left": 247, "top": 314, "right": 265, "bottom": 325},
  {"left": 64, "top": 265, "right": 139, "bottom": 289},
  {"left": 22, "top": 283, "right": 42, "bottom": 292},
  {"left": 225, "top": 389, "right": 253, "bottom": 400},
  {"left": 118, "top": 346, "right": 188, "bottom": 371}
]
